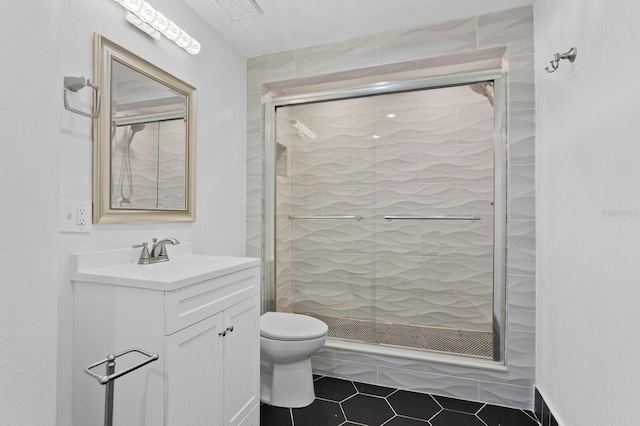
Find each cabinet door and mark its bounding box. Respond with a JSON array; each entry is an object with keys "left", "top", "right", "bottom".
[
  {"left": 223, "top": 296, "right": 260, "bottom": 426},
  {"left": 166, "top": 313, "right": 225, "bottom": 425}
]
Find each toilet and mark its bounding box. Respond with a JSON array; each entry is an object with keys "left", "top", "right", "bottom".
[{"left": 260, "top": 312, "right": 328, "bottom": 408}]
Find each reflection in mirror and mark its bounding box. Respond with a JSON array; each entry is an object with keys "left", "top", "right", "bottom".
[
  {"left": 93, "top": 34, "right": 196, "bottom": 223},
  {"left": 111, "top": 60, "right": 187, "bottom": 210}
]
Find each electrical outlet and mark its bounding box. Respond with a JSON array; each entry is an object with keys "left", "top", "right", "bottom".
[
  {"left": 77, "top": 207, "right": 87, "bottom": 226},
  {"left": 60, "top": 200, "right": 92, "bottom": 233}
]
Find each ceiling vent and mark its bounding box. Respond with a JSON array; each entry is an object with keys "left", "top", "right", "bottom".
[{"left": 215, "top": 0, "right": 263, "bottom": 21}]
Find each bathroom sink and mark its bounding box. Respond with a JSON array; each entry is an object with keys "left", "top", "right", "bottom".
[{"left": 72, "top": 243, "right": 260, "bottom": 291}]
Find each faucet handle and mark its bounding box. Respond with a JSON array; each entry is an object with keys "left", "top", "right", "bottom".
[{"left": 133, "top": 242, "right": 150, "bottom": 265}]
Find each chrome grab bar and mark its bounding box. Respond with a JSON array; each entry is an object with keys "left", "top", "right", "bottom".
[
  {"left": 85, "top": 348, "right": 159, "bottom": 426},
  {"left": 288, "top": 214, "right": 364, "bottom": 221},
  {"left": 384, "top": 215, "right": 482, "bottom": 221}
]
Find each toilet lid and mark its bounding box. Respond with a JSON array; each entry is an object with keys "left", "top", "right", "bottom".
[{"left": 260, "top": 312, "right": 328, "bottom": 341}]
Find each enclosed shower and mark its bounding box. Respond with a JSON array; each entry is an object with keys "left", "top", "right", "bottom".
[{"left": 268, "top": 78, "right": 505, "bottom": 361}]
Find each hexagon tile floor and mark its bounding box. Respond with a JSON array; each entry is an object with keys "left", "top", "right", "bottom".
[{"left": 260, "top": 376, "right": 540, "bottom": 426}]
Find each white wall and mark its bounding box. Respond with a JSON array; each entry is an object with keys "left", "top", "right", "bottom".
[
  {"left": 1, "top": 1, "right": 247, "bottom": 424},
  {"left": 535, "top": 1, "right": 640, "bottom": 424},
  {"left": 0, "top": 1, "right": 60, "bottom": 424}
]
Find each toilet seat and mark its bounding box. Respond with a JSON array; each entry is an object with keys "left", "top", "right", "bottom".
[{"left": 260, "top": 312, "right": 328, "bottom": 341}]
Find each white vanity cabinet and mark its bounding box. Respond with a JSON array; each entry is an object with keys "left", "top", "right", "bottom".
[
  {"left": 165, "top": 295, "right": 260, "bottom": 426},
  {"left": 72, "top": 249, "right": 260, "bottom": 426}
]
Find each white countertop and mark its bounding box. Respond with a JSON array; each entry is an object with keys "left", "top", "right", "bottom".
[{"left": 72, "top": 243, "right": 260, "bottom": 291}]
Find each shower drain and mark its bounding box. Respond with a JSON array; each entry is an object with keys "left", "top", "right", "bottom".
[{"left": 301, "top": 313, "right": 493, "bottom": 358}]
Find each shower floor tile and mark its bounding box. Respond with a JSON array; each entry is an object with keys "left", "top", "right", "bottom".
[
  {"left": 260, "top": 376, "right": 539, "bottom": 426},
  {"left": 303, "top": 312, "right": 493, "bottom": 358}
]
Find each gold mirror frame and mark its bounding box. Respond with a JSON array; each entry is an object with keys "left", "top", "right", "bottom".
[{"left": 93, "top": 33, "right": 196, "bottom": 223}]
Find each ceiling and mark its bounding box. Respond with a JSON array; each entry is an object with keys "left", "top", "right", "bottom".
[{"left": 183, "top": 0, "right": 535, "bottom": 57}]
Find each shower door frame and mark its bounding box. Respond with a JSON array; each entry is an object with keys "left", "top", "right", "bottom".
[{"left": 263, "top": 68, "right": 508, "bottom": 368}]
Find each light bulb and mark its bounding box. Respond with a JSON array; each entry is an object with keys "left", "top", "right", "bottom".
[
  {"left": 118, "top": 0, "right": 142, "bottom": 13},
  {"left": 163, "top": 20, "right": 180, "bottom": 40},
  {"left": 150, "top": 11, "right": 169, "bottom": 32},
  {"left": 126, "top": 11, "right": 142, "bottom": 24},
  {"left": 137, "top": 1, "right": 156, "bottom": 21},
  {"left": 126, "top": 12, "right": 161, "bottom": 40},
  {"left": 175, "top": 30, "right": 191, "bottom": 48},
  {"left": 186, "top": 39, "right": 201, "bottom": 55}
]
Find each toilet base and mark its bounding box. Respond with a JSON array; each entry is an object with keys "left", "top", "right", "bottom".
[{"left": 260, "top": 357, "right": 315, "bottom": 408}]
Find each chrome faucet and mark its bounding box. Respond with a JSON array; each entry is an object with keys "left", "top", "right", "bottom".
[
  {"left": 150, "top": 237, "right": 180, "bottom": 262},
  {"left": 133, "top": 237, "right": 180, "bottom": 265}
]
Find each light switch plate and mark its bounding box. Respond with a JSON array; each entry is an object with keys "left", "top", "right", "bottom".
[{"left": 60, "top": 199, "right": 92, "bottom": 233}]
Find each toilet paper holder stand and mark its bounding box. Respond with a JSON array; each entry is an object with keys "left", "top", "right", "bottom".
[{"left": 85, "top": 348, "right": 159, "bottom": 426}]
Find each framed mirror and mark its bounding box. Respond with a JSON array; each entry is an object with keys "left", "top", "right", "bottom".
[{"left": 93, "top": 33, "right": 196, "bottom": 223}]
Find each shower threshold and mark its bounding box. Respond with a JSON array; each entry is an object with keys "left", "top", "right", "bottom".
[{"left": 301, "top": 313, "right": 492, "bottom": 359}]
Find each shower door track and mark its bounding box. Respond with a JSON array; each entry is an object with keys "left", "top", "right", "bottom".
[{"left": 263, "top": 67, "right": 508, "bottom": 368}]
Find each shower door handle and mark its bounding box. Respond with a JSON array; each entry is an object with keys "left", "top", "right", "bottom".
[
  {"left": 288, "top": 214, "right": 364, "bottom": 221},
  {"left": 384, "top": 215, "right": 481, "bottom": 221}
]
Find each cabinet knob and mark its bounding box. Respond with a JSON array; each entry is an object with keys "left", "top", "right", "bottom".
[
  {"left": 226, "top": 326, "right": 234, "bottom": 333},
  {"left": 218, "top": 330, "right": 227, "bottom": 337}
]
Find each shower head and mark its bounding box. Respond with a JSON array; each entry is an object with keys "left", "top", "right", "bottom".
[
  {"left": 127, "top": 123, "right": 146, "bottom": 145},
  {"left": 469, "top": 82, "right": 494, "bottom": 106},
  {"left": 130, "top": 123, "right": 146, "bottom": 133}
]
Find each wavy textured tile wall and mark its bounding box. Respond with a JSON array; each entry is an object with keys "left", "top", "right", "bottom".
[
  {"left": 283, "top": 82, "right": 498, "bottom": 329},
  {"left": 386, "top": 110, "right": 457, "bottom": 148},
  {"left": 378, "top": 18, "right": 478, "bottom": 64},
  {"left": 113, "top": 120, "right": 186, "bottom": 209}
]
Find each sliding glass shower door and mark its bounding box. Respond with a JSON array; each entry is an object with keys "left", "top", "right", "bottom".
[
  {"left": 272, "top": 80, "right": 501, "bottom": 359},
  {"left": 274, "top": 95, "right": 380, "bottom": 344}
]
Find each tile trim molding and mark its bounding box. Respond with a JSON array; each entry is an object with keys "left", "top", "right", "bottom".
[{"left": 535, "top": 388, "right": 560, "bottom": 426}]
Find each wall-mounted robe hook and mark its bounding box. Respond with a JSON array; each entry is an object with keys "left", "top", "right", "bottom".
[
  {"left": 545, "top": 47, "right": 577, "bottom": 73},
  {"left": 63, "top": 76, "right": 101, "bottom": 119}
]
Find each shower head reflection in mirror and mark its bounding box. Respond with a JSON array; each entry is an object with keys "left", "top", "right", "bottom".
[
  {"left": 117, "top": 123, "right": 146, "bottom": 207},
  {"left": 469, "top": 81, "right": 494, "bottom": 106}
]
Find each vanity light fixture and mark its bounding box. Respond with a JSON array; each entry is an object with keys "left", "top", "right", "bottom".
[
  {"left": 291, "top": 119, "right": 317, "bottom": 140},
  {"left": 112, "top": 0, "right": 201, "bottom": 55},
  {"left": 125, "top": 13, "right": 161, "bottom": 40}
]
